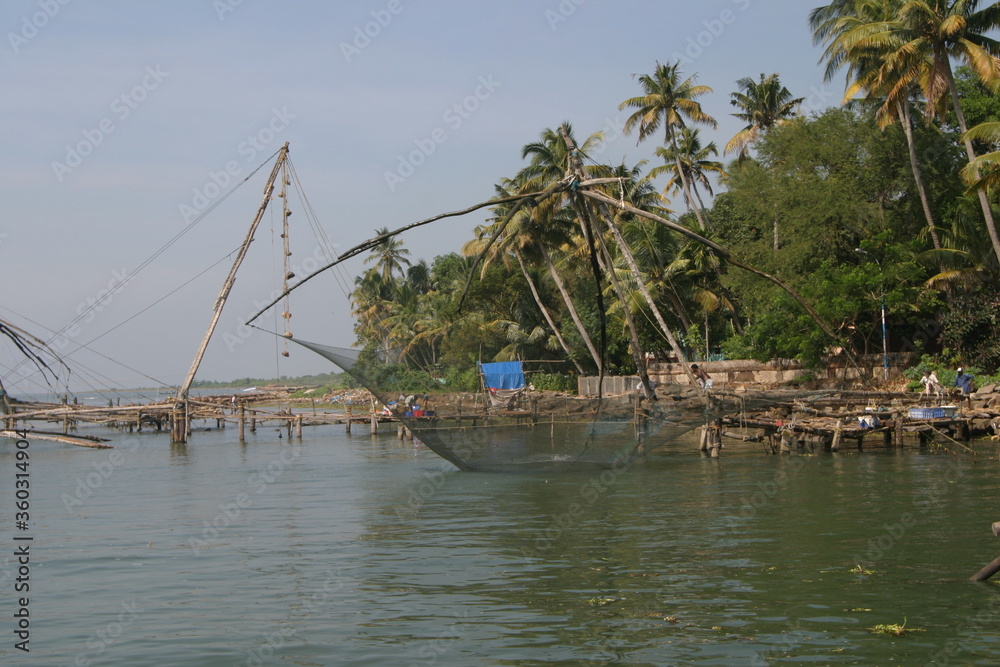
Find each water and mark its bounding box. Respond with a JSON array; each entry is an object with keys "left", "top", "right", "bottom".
[{"left": 2, "top": 421, "right": 1000, "bottom": 666}]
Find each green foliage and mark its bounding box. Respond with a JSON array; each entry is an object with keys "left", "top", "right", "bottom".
[
  {"left": 940, "top": 286, "right": 1000, "bottom": 374},
  {"left": 443, "top": 366, "right": 480, "bottom": 392},
  {"left": 530, "top": 372, "right": 576, "bottom": 393},
  {"left": 340, "top": 69, "right": 999, "bottom": 385}
]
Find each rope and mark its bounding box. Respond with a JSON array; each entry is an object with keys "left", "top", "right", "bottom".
[{"left": 6, "top": 148, "right": 283, "bottom": 382}]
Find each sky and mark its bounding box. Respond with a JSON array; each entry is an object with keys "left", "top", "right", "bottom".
[{"left": 0, "top": 0, "right": 844, "bottom": 395}]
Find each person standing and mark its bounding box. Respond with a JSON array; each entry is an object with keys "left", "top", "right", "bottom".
[
  {"left": 920, "top": 371, "right": 939, "bottom": 397},
  {"left": 928, "top": 370, "right": 942, "bottom": 400},
  {"left": 954, "top": 367, "right": 975, "bottom": 408}
]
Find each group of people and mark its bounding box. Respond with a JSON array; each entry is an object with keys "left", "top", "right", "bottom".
[
  {"left": 397, "top": 393, "right": 430, "bottom": 412},
  {"left": 920, "top": 367, "right": 976, "bottom": 407}
]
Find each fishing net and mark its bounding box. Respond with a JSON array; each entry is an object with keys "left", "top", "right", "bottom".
[{"left": 291, "top": 337, "right": 828, "bottom": 472}]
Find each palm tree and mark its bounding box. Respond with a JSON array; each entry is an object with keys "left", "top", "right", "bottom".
[
  {"left": 830, "top": 0, "right": 1000, "bottom": 264},
  {"left": 463, "top": 181, "right": 588, "bottom": 374},
  {"left": 963, "top": 121, "right": 1000, "bottom": 191},
  {"left": 351, "top": 268, "right": 396, "bottom": 361},
  {"left": 363, "top": 226, "right": 411, "bottom": 281},
  {"left": 725, "top": 72, "right": 805, "bottom": 161},
  {"left": 649, "top": 127, "right": 726, "bottom": 229},
  {"left": 516, "top": 124, "right": 610, "bottom": 373},
  {"left": 810, "top": 0, "right": 944, "bottom": 251},
  {"left": 619, "top": 61, "right": 717, "bottom": 231}
]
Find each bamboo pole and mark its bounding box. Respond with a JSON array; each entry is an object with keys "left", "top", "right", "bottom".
[
  {"left": 176, "top": 142, "right": 290, "bottom": 402},
  {"left": 1, "top": 430, "right": 113, "bottom": 449}
]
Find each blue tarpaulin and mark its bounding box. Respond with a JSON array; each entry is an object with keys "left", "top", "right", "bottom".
[{"left": 479, "top": 361, "right": 526, "bottom": 390}]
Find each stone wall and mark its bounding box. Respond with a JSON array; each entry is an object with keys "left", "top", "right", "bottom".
[{"left": 577, "top": 355, "right": 907, "bottom": 395}]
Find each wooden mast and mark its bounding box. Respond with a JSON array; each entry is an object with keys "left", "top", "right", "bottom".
[{"left": 172, "top": 142, "right": 290, "bottom": 441}]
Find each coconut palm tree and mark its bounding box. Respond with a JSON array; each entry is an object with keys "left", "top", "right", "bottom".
[
  {"left": 649, "top": 127, "right": 726, "bottom": 229},
  {"left": 725, "top": 72, "right": 805, "bottom": 161},
  {"left": 810, "top": 0, "right": 944, "bottom": 251},
  {"left": 462, "top": 181, "right": 588, "bottom": 374},
  {"left": 833, "top": 0, "right": 1000, "bottom": 264},
  {"left": 363, "top": 226, "right": 411, "bottom": 281},
  {"left": 963, "top": 120, "right": 1000, "bottom": 191},
  {"left": 619, "top": 61, "right": 717, "bottom": 232}
]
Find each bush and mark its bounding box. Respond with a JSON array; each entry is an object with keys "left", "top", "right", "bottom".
[
  {"left": 530, "top": 372, "right": 576, "bottom": 393},
  {"left": 443, "top": 366, "right": 480, "bottom": 392}
]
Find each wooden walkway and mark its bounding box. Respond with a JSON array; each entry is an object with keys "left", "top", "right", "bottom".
[{"left": 1, "top": 395, "right": 396, "bottom": 448}]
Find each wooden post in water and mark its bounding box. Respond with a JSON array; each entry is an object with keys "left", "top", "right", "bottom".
[
  {"left": 345, "top": 405, "right": 352, "bottom": 434},
  {"left": 238, "top": 403, "right": 245, "bottom": 442},
  {"left": 286, "top": 413, "right": 293, "bottom": 439},
  {"left": 970, "top": 522, "right": 1000, "bottom": 581},
  {"left": 295, "top": 414, "right": 303, "bottom": 439},
  {"left": 709, "top": 422, "right": 722, "bottom": 458},
  {"left": 779, "top": 429, "right": 793, "bottom": 454},
  {"left": 250, "top": 410, "right": 257, "bottom": 433},
  {"left": 894, "top": 413, "right": 904, "bottom": 447},
  {"left": 698, "top": 425, "right": 709, "bottom": 452},
  {"left": 831, "top": 419, "right": 843, "bottom": 451},
  {"left": 171, "top": 402, "right": 188, "bottom": 443},
  {"left": 370, "top": 411, "right": 377, "bottom": 435}
]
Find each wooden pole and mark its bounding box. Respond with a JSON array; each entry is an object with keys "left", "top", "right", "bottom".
[
  {"left": 699, "top": 425, "right": 709, "bottom": 452},
  {"left": 296, "top": 414, "right": 303, "bottom": 439},
  {"left": 345, "top": 405, "right": 352, "bottom": 434},
  {"left": 970, "top": 522, "right": 1000, "bottom": 581},
  {"left": 250, "top": 410, "right": 257, "bottom": 432},
  {"left": 831, "top": 419, "right": 843, "bottom": 451},
  {"left": 175, "top": 143, "right": 290, "bottom": 403},
  {"left": 238, "top": 403, "right": 245, "bottom": 442},
  {"left": 780, "top": 429, "right": 793, "bottom": 454}
]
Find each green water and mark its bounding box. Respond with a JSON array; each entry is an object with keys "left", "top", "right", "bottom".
[{"left": 2, "top": 423, "right": 999, "bottom": 665}]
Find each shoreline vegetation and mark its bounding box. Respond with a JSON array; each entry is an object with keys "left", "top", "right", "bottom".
[{"left": 334, "top": 6, "right": 1000, "bottom": 398}]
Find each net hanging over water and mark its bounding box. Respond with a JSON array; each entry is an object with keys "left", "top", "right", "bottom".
[{"left": 291, "top": 337, "right": 829, "bottom": 473}]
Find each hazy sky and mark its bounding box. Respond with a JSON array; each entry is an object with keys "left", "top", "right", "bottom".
[{"left": 1, "top": 0, "right": 841, "bottom": 395}]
